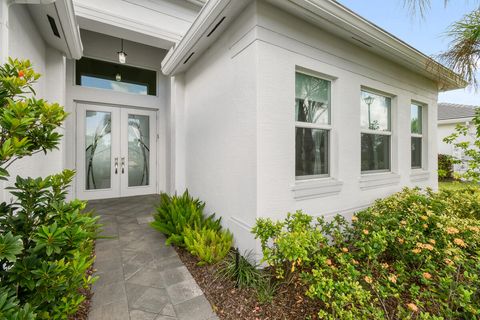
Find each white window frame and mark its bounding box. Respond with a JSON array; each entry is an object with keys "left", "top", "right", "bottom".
[
  {"left": 360, "top": 89, "right": 392, "bottom": 174},
  {"left": 295, "top": 70, "right": 332, "bottom": 180},
  {"left": 411, "top": 103, "right": 423, "bottom": 169}
]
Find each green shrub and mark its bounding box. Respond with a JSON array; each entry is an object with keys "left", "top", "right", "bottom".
[
  {"left": 218, "top": 250, "right": 262, "bottom": 289},
  {"left": 0, "top": 171, "right": 99, "bottom": 319},
  {"left": 252, "top": 188, "right": 480, "bottom": 319},
  {"left": 432, "top": 186, "right": 480, "bottom": 219},
  {"left": 184, "top": 226, "right": 233, "bottom": 265},
  {"left": 150, "top": 190, "right": 222, "bottom": 246},
  {"left": 0, "top": 59, "right": 98, "bottom": 319},
  {"left": 252, "top": 211, "right": 346, "bottom": 279},
  {"left": 438, "top": 154, "right": 455, "bottom": 180}
]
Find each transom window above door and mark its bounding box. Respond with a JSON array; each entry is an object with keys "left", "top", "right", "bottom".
[
  {"left": 76, "top": 57, "right": 157, "bottom": 96},
  {"left": 295, "top": 71, "right": 331, "bottom": 179}
]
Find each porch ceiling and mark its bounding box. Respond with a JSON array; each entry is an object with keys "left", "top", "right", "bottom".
[{"left": 73, "top": 0, "right": 202, "bottom": 50}]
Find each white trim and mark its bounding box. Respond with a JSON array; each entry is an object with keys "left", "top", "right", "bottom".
[
  {"left": 269, "top": 0, "right": 465, "bottom": 90},
  {"left": 359, "top": 172, "right": 400, "bottom": 190},
  {"left": 295, "top": 121, "right": 331, "bottom": 130},
  {"left": 438, "top": 117, "right": 473, "bottom": 125},
  {"left": 361, "top": 129, "right": 392, "bottom": 136},
  {"left": 294, "top": 66, "right": 334, "bottom": 181},
  {"left": 292, "top": 177, "right": 343, "bottom": 200},
  {"left": 55, "top": 0, "right": 83, "bottom": 59},
  {"left": 161, "top": 0, "right": 466, "bottom": 91},
  {"left": 74, "top": 2, "right": 183, "bottom": 45},
  {"left": 162, "top": 0, "right": 251, "bottom": 75},
  {"left": 410, "top": 170, "right": 430, "bottom": 182}
]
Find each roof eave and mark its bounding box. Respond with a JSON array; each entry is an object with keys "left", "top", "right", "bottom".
[
  {"left": 161, "top": 0, "right": 468, "bottom": 90},
  {"left": 56, "top": 0, "right": 83, "bottom": 59},
  {"left": 438, "top": 117, "right": 474, "bottom": 124},
  {"left": 161, "top": 0, "right": 238, "bottom": 76}
]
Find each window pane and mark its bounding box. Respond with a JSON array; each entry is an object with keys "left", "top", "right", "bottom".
[
  {"left": 411, "top": 104, "right": 422, "bottom": 134},
  {"left": 296, "top": 128, "right": 329, "bottom": 176},
  {"left": 128, "top": 114, "right": 150, "bottom": 187},
  {"left": 361, "top": 133, "right": 390, "bottom": 171},
  {"left": 76, "top": 57, "right": 156, "bottom": 96},
  {"left": 85, "top": 111, "right": 111, "bottom": 190},
  {"left": 295, "top": 72, "right": 330, "bottom": 125},
  {"left": 411, "top": 137, "right": 422, "bottom": 168},
  {"left": 361, "top": 91, "right": 391, "bottom": 131}
]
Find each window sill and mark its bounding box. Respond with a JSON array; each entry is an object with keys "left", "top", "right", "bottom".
[
  {"left": 292, "top": 178, "right": 343, "bottom": 200},
  {"left": 410, "top": 170, "right": 430, "bottom": 182},
  {"left": 359, "top": 172, "right": 400, "bottom": 190}
]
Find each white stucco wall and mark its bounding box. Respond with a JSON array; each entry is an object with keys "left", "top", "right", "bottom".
[
  {"left": 438, "top": 123, "right": 458, "bottom": 155},
  {"left": 180, "top": 0, "right": 440, "bottom": 255},
  {"left": 182, "top": 2, "right": 259, "bottom": 253},
  {"left": 255, "top": 2, "right": 439, "bottom": 224},
  {"left": 438, "top": 120, "right": 476, "bottom": 174},
  {"left": 1, "top": 4, "right": 66, "bottom": 202}
]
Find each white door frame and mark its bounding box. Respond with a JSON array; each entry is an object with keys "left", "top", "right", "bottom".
[{"left": 76, "top": 102, "right": 158, "bottom": 200}]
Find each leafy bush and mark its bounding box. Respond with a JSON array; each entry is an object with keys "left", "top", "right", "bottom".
[
  {"left": 432, "top": 186, "right": 480, "bottom": 220},
  {"left": 184, "top": 226, "right": 233, "bottom": 265},
  {"left": 252, "top": 211, "right": 346, "bottom": 279},
  {"left": 252, "top": 188, "right": 480, "bottom": 319},
  {"left": 0, "top": 58, "right": 66, "bottom": 181},
  {"left": 0, "top": 59, "right": 98, "bottom": 319},
  {"left": 0, "top": 171, "right": 99, "bottom": 319},
  {"left": 150, "top": 190, "right": 221, "bottom": 246},
  {"left": 438, "top": 154, "right": 455, "bottom": 180}
]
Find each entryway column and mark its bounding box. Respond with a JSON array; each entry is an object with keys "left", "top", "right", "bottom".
[{"left": 169, "top": 74, "right": 187, "bottom": 194}]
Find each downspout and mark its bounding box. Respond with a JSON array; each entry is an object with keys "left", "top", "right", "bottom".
[{"left": 0, "top": 0, "right": 56, "bottom": 63}]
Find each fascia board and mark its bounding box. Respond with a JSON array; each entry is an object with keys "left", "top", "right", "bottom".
[{"left": 55, "top": 0, "right": 83, "bottom": 59}]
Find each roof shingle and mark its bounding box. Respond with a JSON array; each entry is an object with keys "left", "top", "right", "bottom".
[{"left": 438, "top": 102, "right": 478, "bottom": 121}]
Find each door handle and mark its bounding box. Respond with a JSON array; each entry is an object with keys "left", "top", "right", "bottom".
[
  {"left": 114, "top": 157, "right": 118, "bottom": 174},
  {"left": 121, "top": 157, "right": 125, "bottom": 174}
]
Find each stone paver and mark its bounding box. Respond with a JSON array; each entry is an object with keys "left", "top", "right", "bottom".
[{"left": 87, "top": 195, "right": 216, "bottom": 320}]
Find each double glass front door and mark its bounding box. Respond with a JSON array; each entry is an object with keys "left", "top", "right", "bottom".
[{"left": 76, "top": 104, "right": 157, "bottom": 200}]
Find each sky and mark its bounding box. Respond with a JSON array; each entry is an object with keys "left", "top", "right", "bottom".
[{"left": 338, "top": 0, "right": 480, "bottom": 106}]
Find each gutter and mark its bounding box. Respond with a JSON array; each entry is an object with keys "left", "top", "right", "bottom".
[
  {"left": 297, "top": 0, "right": 466, "bottom": 90},
  {"left": 438, "top": 118, "right": 474, "bottom": 125},
  {"left": 53, "top": 0, "right": 83, "bottom": 59},
  {"left": 162, "top": 0, "right": 467, "bottom": 91},
  {"left": 161, "top": 0, "right": 237, "bottom": 75},
  {"left": 3, "top": 0, "right": 82, "bottom": 60}
]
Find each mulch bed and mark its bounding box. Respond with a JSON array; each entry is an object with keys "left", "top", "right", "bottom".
[{"left": 176, "top": 247, "right": 322, "bottom": 320}]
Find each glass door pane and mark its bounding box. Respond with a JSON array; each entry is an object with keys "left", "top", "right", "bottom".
[
  {"left": 85, "top": 111, "right": 112, "bottom": 190},
  {"left": 127, "top": 114, "right": 150, "bottom": 187}
]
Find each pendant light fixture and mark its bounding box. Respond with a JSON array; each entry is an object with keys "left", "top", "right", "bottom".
[{"left": 118, "top": 39, "right": 127, "bottom": 64}]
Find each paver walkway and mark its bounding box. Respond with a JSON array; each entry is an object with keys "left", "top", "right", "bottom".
[{"left": 87, "top": 194, "right": 218, "bottom": 320}]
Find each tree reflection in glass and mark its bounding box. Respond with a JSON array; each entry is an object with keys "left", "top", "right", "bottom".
[
  {"left": 128, "top": 115, "right": 150, "bottom": 187},
  {"left": 295, "top": 72, "right": 330, "bottom": 177},
  {"left": 85, "top": 111, "right": 112, "bottom": 190}
]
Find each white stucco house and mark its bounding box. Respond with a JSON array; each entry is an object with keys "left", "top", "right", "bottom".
[
  {"left": 438, "top": 102, "right": 478, "bottom": 175},
  {"left": 0, "top": 0, "right": 466, "bottom": 253}
]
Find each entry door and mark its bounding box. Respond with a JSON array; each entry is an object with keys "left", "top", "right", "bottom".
[{"left": 76, "top": 103, "right": 157, "bottom": 200}]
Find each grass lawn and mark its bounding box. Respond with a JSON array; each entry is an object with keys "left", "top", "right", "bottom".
[{"left": 439, "top": 180, "right": 479, "bottom": 191}]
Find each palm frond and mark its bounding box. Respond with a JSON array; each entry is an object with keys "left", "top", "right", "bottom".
[
  {"left": 437, "top": 9, "right": 480, "bottom": 87},
  {"left": 403, "top": 0, "right": 432, "bottom": 18}
]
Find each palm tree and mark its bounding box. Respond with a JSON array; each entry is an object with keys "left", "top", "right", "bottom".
[{"left": 405, "top": 0, "right": 479, "bottom": 87}]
